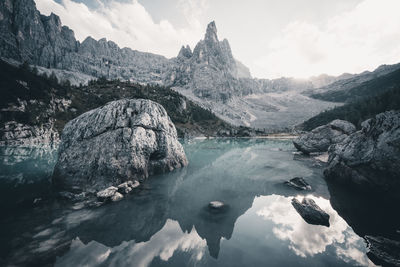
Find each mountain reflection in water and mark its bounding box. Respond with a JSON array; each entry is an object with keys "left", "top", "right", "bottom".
[{"left": 0, "top": 139, "right": 375, "bottom": 266}]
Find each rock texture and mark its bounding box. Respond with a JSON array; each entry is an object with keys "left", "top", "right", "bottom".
[
  {"left": 293, "top": 120, "right": 356, "bottom": 154},
  {"left": 0, "top": 0, "right": 168, "bottom": 84},
  {"left": 166, "top": 21, "right": 252, "bottom": 102},
  {"left": 324, "top": 111, "right": 400, "bottom": 195},
  {"left": 52, "top": 99, "right": 188, "bottom": 192},
  {"left": 365, "top": 236, "right": 400, "bottom": 267},
  {"left": 291, "top": 198, "right": 330, "bottom": 227}
]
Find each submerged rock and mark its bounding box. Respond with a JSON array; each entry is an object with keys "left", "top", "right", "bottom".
[
  {"left": 365, "top": 235, "right": 400, "bottom": 267},
  {"left": 284, "top": 177, "right": 312, "bottom": 191},
  {"left": 52, "top": 99, "right": 188, "bottom": 193},
  {"left": 293, "top": 120, "right": 356, "bottom": 154},
  {"left": 291, "top": 198, "right": 330, "bottom": 227},
  {"left": 324, "top": 111, "right": 400, "bottom": 196},
  {"left": 96, "top": 187, "right": 118, "bottom": 202},
  {"left": 117, "top": 180, "right": 140, "bottom": 194},
  {"left": 111, "top": 192, "right": 124, "bottom": 202},
  {"left": 209, "top": 201, "right": 225, "bottom": 209},
  {"left": 117, "top": 182, "right": 132, "bottom": 194}
]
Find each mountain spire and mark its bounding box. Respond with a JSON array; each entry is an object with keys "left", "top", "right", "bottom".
[{"left": 205, "top": 21, "right": 218, "bottom": 43}]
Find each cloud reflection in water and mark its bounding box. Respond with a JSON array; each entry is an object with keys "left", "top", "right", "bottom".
[{"left": 255, "top": 195, "right": 375, "bottom": 266}]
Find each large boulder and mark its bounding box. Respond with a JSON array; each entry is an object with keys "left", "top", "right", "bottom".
[
  {"left": 294, "top": 120, "right": 356, "bottom": 154},
  {"left": 324, "top": 111, "right": 400, "bottom": 196},
  {"left": 52, "top": 99, "right": 188, "bottom": 193}
]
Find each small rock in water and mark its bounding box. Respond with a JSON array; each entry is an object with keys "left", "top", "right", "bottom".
[
  {"left": 96, "top": 186, "right": 118, "bottom": 202},
  {"left": 209, "top": 201, "right": 225, "bottom": 209},
  {"left": 285, "top": 177, "right": 312, "bottom": 191},
  {"left": 118, "top": 182, "right": 132, "bottom": 194},
  {"left": 291, "top": 197, "right": 330, "bottom": 227},
  {"left": 33, "top": 198, "right": 42, "bottom": 205},
  {"left": 111, "top": 192, "right": 124, "bottom": 202}
]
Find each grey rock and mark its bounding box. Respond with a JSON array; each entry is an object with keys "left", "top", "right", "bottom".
[
  {"left": 324, "top": 111, "right": 400, "bottom": 195},
  {"left": 111, "top": 192, "right": 124, "bottom": 202},
  {"left": 291, "top": 198, "right": 330, "bottom": 227},
  {"left": 96, "top": 186, "right": 118, "bottom": 202},
  {"left": 293, "top": 120, "right": 356, "bottom": 154},
  {"left": 117, "top": 182, "right": 132, "bottom": 194},
  {"left": 53, "top": 99, "right": 188, "bottom": 193},
  {"left": 365, "top": 235, "right": 400, "bottom": 267},
  {"left": 284, "top": 177, "right": 312, "bottom": 191},
  {"left": 0, "top": 120, "right": 59, "bottom": 146}
]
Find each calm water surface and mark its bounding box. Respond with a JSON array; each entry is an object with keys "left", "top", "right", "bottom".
[{"left": 0, "top": 139, "right": 376, "bottom": 266}]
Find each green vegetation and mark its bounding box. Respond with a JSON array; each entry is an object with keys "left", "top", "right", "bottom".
[{"left": 303, "top": 85, "right": 400, "bottom": 131}]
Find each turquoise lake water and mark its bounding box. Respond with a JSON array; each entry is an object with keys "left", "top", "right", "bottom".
[{"left": 0, "top": 139, "right": 376, "bottom": 266}]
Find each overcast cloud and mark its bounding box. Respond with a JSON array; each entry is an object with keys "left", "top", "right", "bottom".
[{"left": 35, "top": 0, "right": 400, "bottom": 79}]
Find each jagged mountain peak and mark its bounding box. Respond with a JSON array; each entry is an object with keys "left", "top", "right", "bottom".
[
  {"left": 178, "top": 45, "right": 192, "bottom": 59},
  {"left": 205, "top": 21, "right": 218, "bottom": 43}
]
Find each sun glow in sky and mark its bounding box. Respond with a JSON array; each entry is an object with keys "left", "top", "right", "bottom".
[{"left": 35, "top": 0, "right": 400, "bottom": 79}]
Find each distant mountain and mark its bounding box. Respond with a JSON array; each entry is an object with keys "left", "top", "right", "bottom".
[
  {"left": 307, "top": 63, "right": 400, "bottom": 101},
  {"left": 301, "top": 68, "right": 400, "bottom": 130},
  {"left": 0, "top": 60, "right": 251, "bottom": 145},
  {"left": 2, "top": 0, "right": 399, "bottom": 131}
]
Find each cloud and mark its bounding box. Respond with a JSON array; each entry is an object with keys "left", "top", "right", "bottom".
[
  {"left": 177, "top": 0, "right": 209, "bottom": 29},
  {"left": 35, "top": 0, "right": 204, "bottom": 57},
  {"left": 253, "top": 0, "right": 400, "bottom": 78},
  {"left": 256, "top": 195, "right": 374, "bottom": 266}
]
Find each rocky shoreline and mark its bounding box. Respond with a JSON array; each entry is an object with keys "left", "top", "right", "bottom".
[{"left": 293, "top": 110, "right": 400, "bottom": 267}]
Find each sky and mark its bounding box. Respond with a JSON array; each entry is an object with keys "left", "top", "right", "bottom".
[{"left": 35, "top": 0, "right": 400, "bottom": 79}]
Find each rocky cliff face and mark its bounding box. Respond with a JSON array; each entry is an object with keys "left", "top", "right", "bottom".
[{"left": 0, "top": 0, "right": 169, "bottom": 84}]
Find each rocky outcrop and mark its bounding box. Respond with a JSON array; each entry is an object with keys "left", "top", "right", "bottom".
[
  {"left": 52, "top": 99, "right": 188, "bottom": 193},
  {"left": 291, "top": 198, "right": 330, "bottom": 227},
  {"left": 324, "top": 111, "right": 400, "bottom": 196},
  {"left": 0, "top": 121, "right": 59, "bottom": 146},
  {"left": 293, "top": 120, "right": 356, "bottom": 154},
  {"left": 365, "top": 236, "right": 400, "bottom": 267}
]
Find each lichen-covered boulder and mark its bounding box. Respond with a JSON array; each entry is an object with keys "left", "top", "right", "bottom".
[
  {"left": 52, "top": 99, "right": 188, "bottom": 193},
  {"left": 324, "top": 111, "right": 400, "bottom": 196},
  {"left": 294, "top": 120, "right": 356, "bottom": 154}
]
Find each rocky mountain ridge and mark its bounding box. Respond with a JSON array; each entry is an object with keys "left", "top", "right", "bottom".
[{"left": 2, "top": 0, "right": 400, "bottom": 130}]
